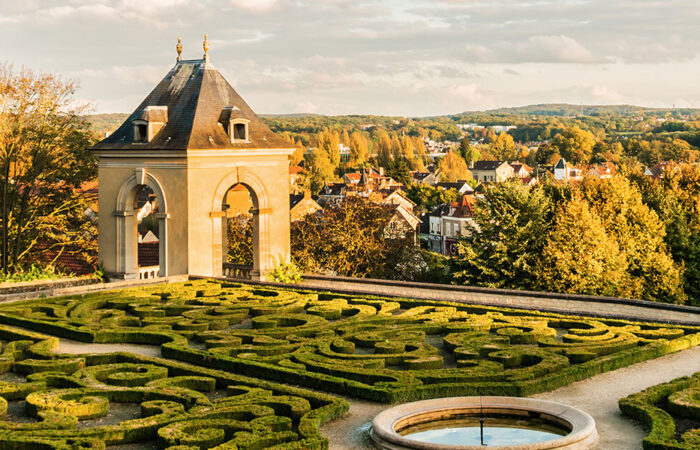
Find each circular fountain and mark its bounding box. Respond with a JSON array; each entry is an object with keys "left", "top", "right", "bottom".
[{"left": 370, "top": 396, "right": 598, "bottom": 449}]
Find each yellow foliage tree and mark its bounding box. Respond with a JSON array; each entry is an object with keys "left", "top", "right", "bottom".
[{"left": 437, "top": 151, "right": 470, "bottom": 182}]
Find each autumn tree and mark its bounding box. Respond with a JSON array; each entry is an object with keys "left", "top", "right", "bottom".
[
  {"left": 304, "top": 149, "right": 335, "bottom": 194},
  {"left": 317, "top": 127, "right": 340, "bottom": 167},
  {"left": 348, "top": 131, "right": 369, "bottom": 167},
  {"left": 632, "top": 164, "right": 700, "bottom": 304},
  {"left": 552, "top": 126, "right": 596, "bottom": 164},
  {"left": 376, "top": 130, "right": 392, "bottom": 168},
  {"left": 226, "top": 216, "right": 253, "bottom": 265},
  {"left": 437, "top": 151, "right": 470, "bottom": 182},
  {"left": 290, "top": 196, "right": 415, "bottom": 279},
  {"left": 0, "top": 65, "right": 96, "bottom": 275},
  {"left": 536, "top": 197, "right": 630, "bottom": 296},
  {"left": 489, "top": 132, "right": 518, "bottom": 161},
  {"left": 580, "top": 175, "right": 685, "bottom": 303}
]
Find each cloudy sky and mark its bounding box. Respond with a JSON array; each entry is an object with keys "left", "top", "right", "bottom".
[{"left": 1, "top": 0, "right": 700, "bottom": 116}]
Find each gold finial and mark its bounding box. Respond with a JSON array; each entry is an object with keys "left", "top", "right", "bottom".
[
  {"left": 203, "top": 34, "right": 209, "bottom": 60},
  {"left": 176, "top": 37, "right": 182, "bottom": 62}
]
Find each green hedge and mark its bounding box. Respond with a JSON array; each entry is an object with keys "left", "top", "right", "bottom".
[
  {"left": 619, "top": 372, "right": 700, "bottom": 449},
  {"left": 3, "top": 279, "right": 697, "bottom": 405}
]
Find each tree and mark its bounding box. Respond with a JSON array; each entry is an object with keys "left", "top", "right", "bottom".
[
  {"left": 535, "top": 143, "right": 559, "bottom": 165},
  {"left": 290, "top": 196, "right": 415, "bottom": 279},
  {"left": 0, "top": 65, "right": 96, "bottom": 274},
  {"left": 290, "top": 139, "right": 305, "bottom": 166},
  {"left": 386, "top": 158, "right": 411, "bottom": 185},
  {"left": 406, "top": 183, "right": 460, "bottom": 213},
  {"left": 317, "top": 128, "right": 340, "bottom": 167},
  {"left": 489, "top": 132, "right": 518, "bottom": 161},
  {"left": 304, "top": 149, "right": 335, "bottom": 194},
  {"left": 348, "top": 131, "right": 369, "bottom": 167},
  {"left": 226, "top": 215, "right": 253, "bottom": 265},
  {"left": 552, "top": 127, "right": 596, "bottom": 164},
  {"left": 632, "top": 164, "right": 700, "bottom": 305},
  {"left": 458, "top": 137, "right": 479, "bottom": 165},
  {"left": 580, "top": 175, "right": 685, "bottom": 303},
  {"left": 536, "top": 197, "right": 630, "bottom": 296},
  {"left": 453, "top": 181, "right": 553, "bottom": 289},
  {"left": 376, "top": 130, "right": 392, "bottom": 168},
  {"left": 437, "top": 151, "right": 470, "bottom": 182}
]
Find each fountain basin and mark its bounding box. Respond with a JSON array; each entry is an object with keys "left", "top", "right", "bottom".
[{"left": 371, "top": 396, "right": 598, "bottom": 449}]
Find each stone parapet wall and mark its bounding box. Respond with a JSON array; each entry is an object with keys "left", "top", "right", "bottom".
[
  {"left": 0, "top": 277, "right": 99, "bottom": 296},
  {"left": 293, "top": 275, "right": 700, "bottom": 326},
  {"left": 0, "top": 275, "right": 188, "bottom": 304}
]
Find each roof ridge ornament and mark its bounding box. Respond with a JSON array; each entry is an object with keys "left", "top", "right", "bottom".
[
  {"left": 203, "top": 34, "right": 209, "bottom": 60},
  {"left": 176, "top": 37, "right": 182, "bottom": 62}
]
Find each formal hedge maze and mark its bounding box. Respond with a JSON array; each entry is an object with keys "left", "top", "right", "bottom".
[
  {"left": 620, "top": 372, "right": 700, "bottom": 449},
  {"left": 0, "top": 279, "right": 699, "bottom": 404},
  {"left": 0, "top": 323, "right": 346, "bottom": 449}
]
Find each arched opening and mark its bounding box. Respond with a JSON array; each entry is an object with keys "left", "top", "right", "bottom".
[
  {"left": 135, "top": 186, "right": 160, "bottom": 279},
  {"left": 113, "top": 170, "right": 168, "bottom": 280},
  {"left": 221, "top": 183, "right": 259, "bottom": 279}
]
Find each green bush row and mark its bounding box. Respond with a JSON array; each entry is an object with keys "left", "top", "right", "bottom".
[{"left": 619, "top": 371, "right": 700, "bottom": 449}]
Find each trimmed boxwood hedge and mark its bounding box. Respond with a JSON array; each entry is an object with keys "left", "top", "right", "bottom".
[
  {"left": 0, "top": 323, "right": 348, "bottom": 449},
  {"left": 0, "top": 279, "right": 699, "bottom": 404},
  {"left": 619, "top": 371, "right": 700, "bottom": 449}
]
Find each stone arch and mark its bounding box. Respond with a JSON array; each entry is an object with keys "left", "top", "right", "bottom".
[
  {"left": 210, "top": 169, "right": 271, "bottom": 278},
  {"left": 113, "top": 168, "right": 170, "bottom": 279}
]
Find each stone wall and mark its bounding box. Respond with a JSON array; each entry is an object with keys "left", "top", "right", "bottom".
[
  {"left": 293, "top": 275, "right": 700, "bottom": 326},
  {"left": 0, "top": 275, "right": 188, "bottom": 304}
]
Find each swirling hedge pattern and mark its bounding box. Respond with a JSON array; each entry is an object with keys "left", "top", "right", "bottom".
[
  {"left": 620, "top": 372, "right": 700, "bottom": 449},
  {"left": 0, "top": 279, "right": 698, "bottom": 403},
  {"left": 0, "top": 324, "right": 346, "bottom": 449}
]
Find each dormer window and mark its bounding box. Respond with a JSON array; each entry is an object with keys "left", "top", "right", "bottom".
[
  {"left": 133, "top": 121, "right": 148, "bottom": 143},
  {"left": 219, "top": 106, "right": 250, "bottom": 143},
  {"left": 233, "top": 121, "right": 248, "bottom": 141},
  {"left": 132, "top": 106, "right": 168, "bottom": 144}
]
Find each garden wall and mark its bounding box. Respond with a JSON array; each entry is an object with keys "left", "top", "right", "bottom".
[
  {"left": 242, "top": 275, "right": 700, "bottom": 326},
  {"left": 0, "top": 275, "right": 188, "bottom": 303}
]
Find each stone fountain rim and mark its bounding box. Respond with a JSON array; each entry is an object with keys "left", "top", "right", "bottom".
[{"left": 370, "top": 396, "right": 598, "bottom": 450}]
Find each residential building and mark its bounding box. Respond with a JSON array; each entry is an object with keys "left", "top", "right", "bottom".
[
  {"left": 290, "top": 191, "right": 323, "bottom": 221},
  {"left": 510, "top": 162, "right": 533, "bottom": 178},
  {"left": 420, "top": 195, "right": 476, "bottom": 255},
  {"left": 411, "top": 170, "right": 440, "bottom": 186},
  {"left": 471, "top": 161, "right": 514, "bottom": 183},
  {"left": 436, "top": 181, "right": 474, "bottom": 194}
]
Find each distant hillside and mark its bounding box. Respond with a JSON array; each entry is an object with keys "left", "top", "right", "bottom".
[
  {"left": 456, "top": 104, "right": 700, "bottom": 118},
  {"left": 86, "top": 113, "right": 129, "bottom": 138}
]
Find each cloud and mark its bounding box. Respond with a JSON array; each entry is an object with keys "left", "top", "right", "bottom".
[
  {"left": 465, "top": 35, "right": 601, "bottom": 64},
  {"left": 4, "top": 0, "right": 700, "bottom": 115},
  {"left": 516, "top": 35, "right": 598, "bottom": 63},
  {"left": 230, "top": 0, "right": 279, "bottom": 13}
]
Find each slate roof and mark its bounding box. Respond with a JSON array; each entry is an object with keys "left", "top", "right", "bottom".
[
  {"left": 91, "top": 59, "right": 290, "bottom": 151},
  {"left": 472, "top": 160, "right": 507, "bottom": 171}
]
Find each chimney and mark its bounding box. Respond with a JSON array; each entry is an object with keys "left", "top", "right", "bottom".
[{"left": 303, "top": 189, "right": 311, "bottom": 200}]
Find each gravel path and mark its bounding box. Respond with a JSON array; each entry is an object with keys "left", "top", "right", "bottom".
[
  {"left": 321, "top": 345, "right": 700, "bottom": 449},
  {"left": 56, "top": 339, "right": 161, "bottom": 357},
  {"left": 532, "top": 345, "right": 700, "bottom": 449}
]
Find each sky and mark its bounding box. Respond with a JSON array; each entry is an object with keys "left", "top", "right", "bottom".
[{"left": 1, "top": 0, "right": 700, "bottom": 116}]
